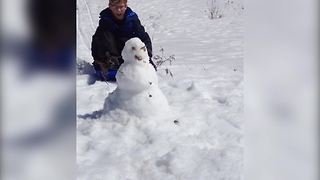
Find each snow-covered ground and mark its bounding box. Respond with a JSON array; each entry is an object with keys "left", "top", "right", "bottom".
[{"left": 77, "top": 0, "right": 244, "bottom": 179}]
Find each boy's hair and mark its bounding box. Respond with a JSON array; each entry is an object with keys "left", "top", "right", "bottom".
[{"left": 109, "top": 0, "right": 127, "bottom": 5}]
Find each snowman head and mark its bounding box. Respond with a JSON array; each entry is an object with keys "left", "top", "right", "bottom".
[{"left": 121, "top": 37, "right": 149, "bottom": 64}]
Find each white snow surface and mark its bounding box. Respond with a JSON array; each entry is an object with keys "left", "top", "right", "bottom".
[{"left": 77, "top": 0, "right": 244, "bottom": 179}]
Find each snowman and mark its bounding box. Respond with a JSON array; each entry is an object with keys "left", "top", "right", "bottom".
[
  {"left": 116, "top": 37, "right": 158, "bottom": 93},
  {"left": 105, "top": 38, "right": 170, "bottom": 117}
]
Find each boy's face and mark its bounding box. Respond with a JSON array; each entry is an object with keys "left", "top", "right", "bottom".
[{"left": 109, "top": 1, "right": 127, "bottom": 20}]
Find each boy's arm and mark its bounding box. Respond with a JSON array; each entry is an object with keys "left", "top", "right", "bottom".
[
  {"left": 91, "top": 26, "right": 121, "bottom": 71},
  {"left": 91, "top": 26, "right": 107, "bottom": 62},
  {"left": 135, "top": 19, "right": 153, "bottom": 58}
]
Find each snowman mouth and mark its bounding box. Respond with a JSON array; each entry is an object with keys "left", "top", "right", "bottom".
[{"left": 135, "top": 55, "right": 142, "bottom": 61}]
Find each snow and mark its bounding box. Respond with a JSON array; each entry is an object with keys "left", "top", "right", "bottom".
[{"left": 77, "top": 0, "right": 243, "bottom": 179}]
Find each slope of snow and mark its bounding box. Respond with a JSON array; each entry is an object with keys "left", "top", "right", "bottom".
[{"left": 77, "top": 0, "right": 243, "bottom": 179}]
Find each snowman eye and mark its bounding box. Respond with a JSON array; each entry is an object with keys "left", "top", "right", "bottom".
[{"left": 140, "top": 46, "right": 146, "bottom": 51}]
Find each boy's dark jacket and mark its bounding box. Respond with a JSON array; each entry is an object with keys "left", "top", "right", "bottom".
[{"left": 91, "top": 7, "right": 153, "bottom": 71}]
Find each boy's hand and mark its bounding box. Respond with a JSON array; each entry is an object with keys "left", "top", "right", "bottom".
[{"left": 105, "top": 52, "right": 121, "bottom": 70}]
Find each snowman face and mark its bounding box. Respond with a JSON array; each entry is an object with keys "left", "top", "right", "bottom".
[{"left": 122, "top": 38, "right": 149, "bottom": 64}]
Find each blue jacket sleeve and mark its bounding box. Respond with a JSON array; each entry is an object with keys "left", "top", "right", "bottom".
[{"left": 134, "top": 19, "right": 153, "bottom": 58}]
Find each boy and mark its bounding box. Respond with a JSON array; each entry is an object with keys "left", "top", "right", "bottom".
[{"left": 91, "top": 0, "right": 156, "bottom": 81}]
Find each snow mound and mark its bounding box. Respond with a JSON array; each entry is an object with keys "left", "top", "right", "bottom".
[{"left": 77, "top": 109, "right": 222, "bottom": 180}]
